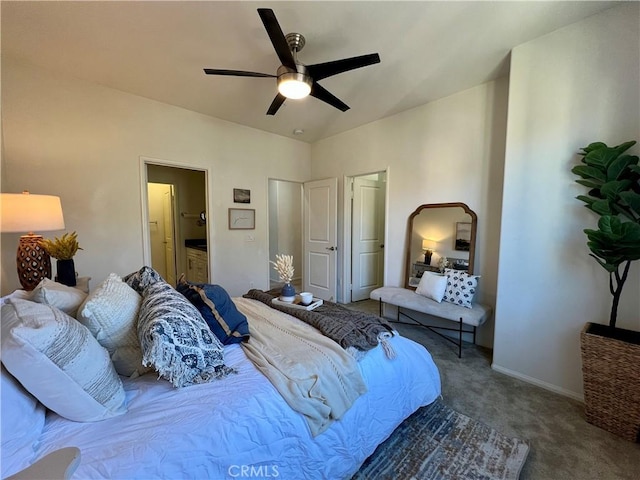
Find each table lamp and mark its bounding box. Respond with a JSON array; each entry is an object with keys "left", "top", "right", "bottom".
[
  {"left": 422, "top": 239, "right": 436, "bottom": 265},
  {"left": 1, "top": 191, "right": 65, "bottom": 290}
]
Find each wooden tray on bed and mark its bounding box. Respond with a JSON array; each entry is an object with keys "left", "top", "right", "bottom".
[{"left": 272, "top": 296, "right": 323, "bottom": 311}]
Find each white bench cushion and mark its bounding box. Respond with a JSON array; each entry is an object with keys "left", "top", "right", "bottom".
[{"left": 370, "top": 287, "right": 491, "bottom": 327}]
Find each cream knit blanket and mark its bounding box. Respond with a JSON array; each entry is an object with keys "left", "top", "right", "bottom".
[{"left": 234, "top": 297, "right": 367, "bottom": 437}]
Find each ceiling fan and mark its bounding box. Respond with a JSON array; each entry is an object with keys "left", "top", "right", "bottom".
[{"left": 204, "top": 8, "right": 381, "bottom": 115}]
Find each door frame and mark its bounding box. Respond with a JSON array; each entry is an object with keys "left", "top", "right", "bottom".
[
  {"left": 139, "top": 156, "right": 210, "bottom": 278},
  {"left": 340, "top": 168, "right": 390, "bottom": 303}
]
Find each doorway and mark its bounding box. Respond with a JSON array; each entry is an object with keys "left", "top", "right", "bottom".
[
  {"left": 147, "top": 183, "right": 177, "bottom": 285},
  {"left": 347, "top": 171, "right": 387, "bottom": 302},
  {"left": 144, "top": 161, "right": 208, "bottom": 285}
]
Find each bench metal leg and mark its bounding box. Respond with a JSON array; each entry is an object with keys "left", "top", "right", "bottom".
[{"left": 378, "top": 298, "right": 474, "bottom": 358}]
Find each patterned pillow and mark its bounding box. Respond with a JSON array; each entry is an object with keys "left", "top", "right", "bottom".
[
  {"left": 30, "top": 278, "right": 88, "bottom": 317},
  {"left": 442, "top": 268, "right": 480, "bottom": 309},
  {"left": 176, "top": 275, "right": 250, "bottom": 345},
  {"left": 137, "top": 280, "right": 236, "bottom": 388},
  {"left": 123, "top": 266, "right": 164, "bottom": 294},
  {"left": 77, "top": 273, "right": 148, "bottom": 377},
  {"left": 1, "top": 299, "right": 127, "bottom": 422}
]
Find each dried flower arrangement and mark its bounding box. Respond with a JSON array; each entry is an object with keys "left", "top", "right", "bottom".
[
  {"left": 270, "top": 254, "right": 294, "bottom": 284},
  {"left": 39, "top": 232, "right": 82, "bottom": 260}
]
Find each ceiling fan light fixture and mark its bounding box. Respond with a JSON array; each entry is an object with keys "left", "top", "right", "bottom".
[{"left": 278, "top": 73, "right": 312, "bottom": 99}]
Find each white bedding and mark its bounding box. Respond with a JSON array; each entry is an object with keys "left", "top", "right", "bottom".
[{"left": 32, "top": 332, "right": 441, "bottom": 479}]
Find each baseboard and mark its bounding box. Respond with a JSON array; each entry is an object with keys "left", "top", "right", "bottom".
[{"left": 491, "top": 363, "right": 584, "bottom": 403}]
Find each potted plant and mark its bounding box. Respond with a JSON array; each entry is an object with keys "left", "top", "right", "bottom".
[
  {"left": 572, "top": 140, "right": 640, "bottom": 442},
  {"left": 39, "top": 232, "right": 82, "bottom": 287}
]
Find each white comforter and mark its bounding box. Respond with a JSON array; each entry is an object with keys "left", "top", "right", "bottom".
[{"left": 34, "top": 332, "right": 441, "bottom": 479}]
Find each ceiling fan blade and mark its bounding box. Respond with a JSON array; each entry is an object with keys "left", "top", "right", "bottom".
[
  {"left": 307, "top": 53, "right": 381, "bottom": 81},
  {"left": 257, "top": 9, "right": 296, "bottom": 70},
  {"left": 266, "top": 93, "right": 286, "bottom": 115},
  {"left": 310, "top": 83, "right": 350, "bottom": 112},
  {"left": 204, "top": 69, "right": 275, "bottom": 78}
]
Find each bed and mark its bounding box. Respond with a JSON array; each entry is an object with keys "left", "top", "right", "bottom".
[{"left": 1, "top": 272, "right": 441, "bottom": 480}]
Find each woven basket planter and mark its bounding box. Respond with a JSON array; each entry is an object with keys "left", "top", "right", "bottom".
[{"left": 581, "top": 322, "right": 640, "bottom": 442}]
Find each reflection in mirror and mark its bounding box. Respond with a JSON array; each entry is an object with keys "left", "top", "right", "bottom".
[{"left": 404, "top": 202, "right": 477, "bottom": 289}]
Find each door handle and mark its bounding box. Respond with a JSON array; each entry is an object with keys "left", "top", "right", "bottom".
[
  {"left": 326, "top": 246, "right": 337, "bottom": 251},
  {"left": 380, "top": 244, "right": 384, "bottom": 248}
]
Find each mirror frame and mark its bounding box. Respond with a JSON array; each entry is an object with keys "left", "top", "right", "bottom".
[{"left": 404, "top": 202, "right": 478, "bottom": 289}]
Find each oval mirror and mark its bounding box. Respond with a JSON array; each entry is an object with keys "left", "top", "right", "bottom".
[{"left": 404, "top": 202, "right": 478, "bottom": 289}]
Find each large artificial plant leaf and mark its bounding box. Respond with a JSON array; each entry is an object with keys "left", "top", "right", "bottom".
[
  {"left": 580, "top": 142, "right": 608, "bottom": 155},
  {"left": 619, "top": 191, "right": 640, "bottom": 215},
  {"left": 614, "top": 140, "right": 637, "bottom": 155},
  {"left": 575, "top": 179, "right": 603, "bottom": 190},
  {"left": 572, "top": 165, "right": 606, "bottom": 181},
  {"left": 575, "top": 195, "right": 596, "bottom": 206},
  {"left": 584, "top": 148, "right": 620, "bottom": 168},
  {"left": 601, "top": 180, "right": 632, "bottom": 201},
  {"left": 591, "top": 199, "right": 612, "bottom": 215},
  {"left": 629, "top": 165, "right": 640, "bottom": 174},
  {"left": 607, "top": 155, "right": 637, "bottom": 181}
]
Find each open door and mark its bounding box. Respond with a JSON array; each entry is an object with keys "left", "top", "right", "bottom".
[
  {"left": 303, "top": 178, "right": 337, "bottom": 301},
  {"left": 351, "top": 176, "right": 385, "bottom": 301},
  {"left": 162, "top": 186, "right": 177, "bottom": 286}
]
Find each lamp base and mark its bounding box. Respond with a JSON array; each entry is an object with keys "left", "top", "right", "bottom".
[
  {"left": 16, "top": 234, "right": 52, "bottom": 290},
  {"left": 424, "top": 251, "right": 433, "bottom": 266}
]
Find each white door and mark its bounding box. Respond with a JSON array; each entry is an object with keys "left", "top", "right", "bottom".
[
  {"left": 303, "top": 178, "right": 337, "bottom": 301},
  {"left": 162, "top": 186, "right": 177, "bottom": 286},
  {"left": 351, "top": 177, "right": 385, "bottom": 301}
]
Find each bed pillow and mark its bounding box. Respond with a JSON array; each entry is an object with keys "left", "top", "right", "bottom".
[
  {"left": 0, "top": 366, "right": 46, "bottom": 478},
  {"left": 30, "top": 278, "right": 87, "bottom": 317},
  {"left": 137, "top": 280, "right": 236, "bottom": 388},
  {"left": 1, "top": 299, "right": 127, "bottom": 422},
  {"left": 442, "top": 268, "right": 480, "bottom": 309},
  {"left": 123, "top": 265, "right": 163, "bottom": 294},
  {"left": 77, "top": 273, "right": 147, "bottom": 377},
  {"left": 176, "top": 275, "right": 250, "bottom": 345},
  {"left": 415, "top": 272, "right": 447, "bottom": 303}
]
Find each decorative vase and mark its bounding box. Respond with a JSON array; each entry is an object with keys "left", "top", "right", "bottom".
[
  {"left": 56, "top": 259, "right": 76, "bottom": 287},
  {"left": 280, "top": 282, "right": 295, "bottom": 302}
]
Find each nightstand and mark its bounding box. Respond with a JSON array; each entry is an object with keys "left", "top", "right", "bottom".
[{"left": 413, "top": 262, "right": 440, "bottom": 278}]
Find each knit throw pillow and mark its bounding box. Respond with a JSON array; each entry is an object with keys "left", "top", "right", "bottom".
[
  {"left": 137, "top": 280, "right": 236, "bottom": 388},
  {"left": 442, "top": 268, "right": 480, "bottom": 309},
  {"left": 77, "top": 273, "right": 148, "bottom": 377}
]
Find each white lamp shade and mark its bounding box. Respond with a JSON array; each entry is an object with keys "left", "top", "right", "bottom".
[
  {"left": 422, "top": 239, "right": 437, "bottom": 251},
  {"left": 1, "top": 192, "right": 65, "bottom": 233}
]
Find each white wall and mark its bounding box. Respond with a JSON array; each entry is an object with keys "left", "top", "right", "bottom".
[
  {"left": 311, "top": 78, "right": 509, "bottom": 348},
  {"left": 1, "top": 59, "right": 311, "bottom": 297},
  {"left": 494, "top": 3, "right": 640, "bottom": 399}
]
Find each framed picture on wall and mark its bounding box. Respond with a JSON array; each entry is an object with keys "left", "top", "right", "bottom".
[
  {"left": 233, "top": 188, "right": 251, "bottom": 203},
  {"left": 455, "top": 222, "right": 471, "bottom": 251},
  {"left": 229, "top": 208, "right": 255, "bottom": 230}
]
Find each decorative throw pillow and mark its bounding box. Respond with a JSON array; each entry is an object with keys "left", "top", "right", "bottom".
[
  {"left": 1, "top": 299, "right": 127, "bottom": 422},
  {"left": 415, "top": 272, "right": 447, "bottom": 303},
  {"left": 442, "top": 268, "right": 480, "bottom": 309},
  {"left": 137, "top": 280, "right": 236, "bottom": 388},
  {"left": 1, "top": 366, "right": 46, "bottom": 478},
  {"left": 77, "top": 273, "right": 148, "bottom": 377},
  {"left": 176, "top": 275, "right": 250, "bottom": 345},
  {"left": 30, "top": 278, "right": 87, "bottom": 317},
  {"left": 123, "top": 266, "right": 164, "bottom": 294}
]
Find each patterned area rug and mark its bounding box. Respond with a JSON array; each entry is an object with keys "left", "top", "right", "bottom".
[{"left": 352, "top": 400, "right": 529, "bottom": 480}]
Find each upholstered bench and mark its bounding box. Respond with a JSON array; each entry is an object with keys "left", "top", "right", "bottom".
[{"left": 370, "top": 286, "right": 491, "bottom": 357}]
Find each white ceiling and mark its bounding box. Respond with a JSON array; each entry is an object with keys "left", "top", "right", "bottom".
[{"left": 1, "top": 1, "right": 619, "bottom": 143}]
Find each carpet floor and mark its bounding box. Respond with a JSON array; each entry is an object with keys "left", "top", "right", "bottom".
[
  {"left": 352, "top": 400, "right": 529, "bottom": 480},
  {"left": 345, "top": 300, "right": 640, "bottom": 480}
]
